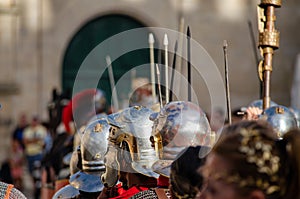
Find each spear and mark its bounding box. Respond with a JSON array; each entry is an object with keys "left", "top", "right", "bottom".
[
  {"left": 164, "top": 34, "right": 169, "bottom": 103},
  {"left": 106, "top": 55, "right": 119, "bottom": 112},
  {"left": 187, "top": 26, "right": 191, "bottom": 101},
  {"left": 169, "top": 41, "right": 178, "bottom": 102},
  {"left": 156, "top": 64, "right": 163, "bottom": 109},
  {"left": 148, "top": 33, "right": 156, "bottom": 102},
  {"left": 223, "top": 40, "right": 232, "bottom": 124}
]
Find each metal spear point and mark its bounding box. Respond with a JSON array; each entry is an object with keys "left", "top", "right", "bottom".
[
  {"left": 164, "top": 33, "right": 169, "bottom": 103},
  {"left": 149, "top": 33, "right": 156, "bottom": 102},
  {"left": 106, "top": 55, "right": 119, "bottom": 112}
]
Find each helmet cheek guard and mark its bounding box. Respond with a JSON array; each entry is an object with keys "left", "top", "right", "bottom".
[
  {"left": 101, "top": 144, "right": 120, "bottom": 188},
  {"left": 80, "top": 120, "right": 109, "bottom": 174},
  {"left": 150, "top": 131, "right": 164, "bottom": 159},
  {"left": 69, "top": 118, "right": 109, "bottom": 193}
]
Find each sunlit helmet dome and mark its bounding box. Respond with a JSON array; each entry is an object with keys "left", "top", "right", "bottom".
[
  {"left": 150, "top": 101, "right": 212, "bottom": 177},
  {"left": 81, "top": 118, "right": 109, "bottom": 174},
  {"left": 260, "top": 105, "right": 298, "bottom": 138}
]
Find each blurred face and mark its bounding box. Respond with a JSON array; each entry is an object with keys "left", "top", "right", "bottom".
[{"left": 199, "top": 153, "right": 246, "bottom": 199}]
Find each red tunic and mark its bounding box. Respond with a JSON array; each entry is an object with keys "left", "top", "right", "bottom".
[{"left": 62, "top": 89, "right": 98, "bottom": 134}]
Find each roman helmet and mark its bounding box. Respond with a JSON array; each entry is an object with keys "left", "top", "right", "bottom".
[
  {"left": 69, "top": 118, "right": 109, "bottom": 193},
  {"left": 260, "top": 105, "right": 298, "bottom": 137},
  {"left": 150, "top": 101, "right": 212, "bottom": 177},
  {"left": 101, "top": 106, "right": 159, "bottom": 187}
]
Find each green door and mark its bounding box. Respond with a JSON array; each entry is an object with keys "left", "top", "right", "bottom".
[{"left": 62, "top": 14, "right": 152, "bottom": 107}]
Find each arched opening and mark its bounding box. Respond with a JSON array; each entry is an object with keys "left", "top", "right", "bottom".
[{"left": 62, "top": 14, "right": 154, "bottom": 107}]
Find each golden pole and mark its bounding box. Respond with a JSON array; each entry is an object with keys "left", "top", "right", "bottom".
[{"left": 257, "top": 0, "right": 281, "bottom": 110}]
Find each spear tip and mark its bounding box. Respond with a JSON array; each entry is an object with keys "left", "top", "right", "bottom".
[
  {"left": 149, "top": 33, "right": 155, "bottom": 44},
  {"left": 106, "top": 55, "right": 111, "bottom": 64},
  {"left": 187, "top": 26, "right": 191, "bottom": 37},
  {"left": 223, "top": 40, "right": 228, "bottom": 48}
]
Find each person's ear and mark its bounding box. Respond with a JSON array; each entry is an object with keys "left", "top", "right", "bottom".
[{"left": 249, "top": 190, "right": 265, "bottom": 199}]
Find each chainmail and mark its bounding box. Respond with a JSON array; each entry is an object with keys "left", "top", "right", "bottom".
[
  {"left": 0, "top": 181, "right": 27, "bottom": 199},
  {"left": 130, "top": 188, "right": 172, "bottom": 199},
  {"left": 129, "top": 189, "right": 158, "bottom": 199}
]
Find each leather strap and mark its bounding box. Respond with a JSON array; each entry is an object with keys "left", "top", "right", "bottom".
[{"left": 154, "top": 188, "right": 168, "bottom": 199}]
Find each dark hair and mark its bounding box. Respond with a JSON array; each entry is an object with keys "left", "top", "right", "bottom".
[
  {"left": 280, "top": 129, "right": 300, "bottom": 199},
  {"left": 170, "top": 145, "right": 210, "bottom": 199},
  {"left": 211, "top": 120, "right": 300, "bottom": 199}
]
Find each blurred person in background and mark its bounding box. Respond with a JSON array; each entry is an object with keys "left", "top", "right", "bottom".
[
  {"left": 9, "top": 138, "right": 25, "bottom": 191},
  {"left": 11, "top": 113, "right": 28, "bottom": 153},
  {"left": 23, "top": 116, "right": 48, "bottom": 199}
]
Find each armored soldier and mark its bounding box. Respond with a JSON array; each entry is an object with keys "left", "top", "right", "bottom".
[
  {"left": 52, "top": 118, "right": 110, "bottom": 199},
  {"left": 100, "top": 106, "right": 159, "bottom": 198},
  {"left": 131, "top": 101, "right": 212, "bottom": 198}
]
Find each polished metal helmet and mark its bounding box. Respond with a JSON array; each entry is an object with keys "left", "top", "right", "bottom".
[
  {"left": 260, "top": 105, "right": 298, "bottom": 138},
  {"left": 87, "top": 113, "right": 107, "bottom": 125},
  {"left": 150, "top": 101, "right": 212, "bottom": 177},
  {"left": 52, "top": 184, "right": 80, "bottom": 199},
  {"left": 289, "top": 107, "right": 300, "bottom": 128},
  {"left": 248, "top": 99, "right": 277, "bottom": 109},
  {"left": 69, "top": 118, "right": 109, "bottom": 193},
  {"left": 80, "top": 118, "right": 109, "bottom": 173},
  {"left": 69, "top": 171, "right": 104, "bottom": 193},
  {"left": 102, "top": 106, "right": 159, "bottom": 187}
]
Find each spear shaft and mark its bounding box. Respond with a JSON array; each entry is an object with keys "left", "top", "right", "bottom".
[
  {"left": 156, "top": 64, "right": 163, "bottom": 109},
  {"left": 164, "top": 34, "right": 169, "bottom": 103},
  {"left": 149, "top": 33, "right": 156, "bottom": 101},
  {"left": 223, "top": 40, "right": 232, "bottom": 124},
  {"left": 106, "top": 55, "right": 119, "bottom": 112},
  {"left": 169, "top": 41, "right": 178, "bottom": 102},
  {"left": 187, "top": 26, "right": 191, "bottom": 101}
]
